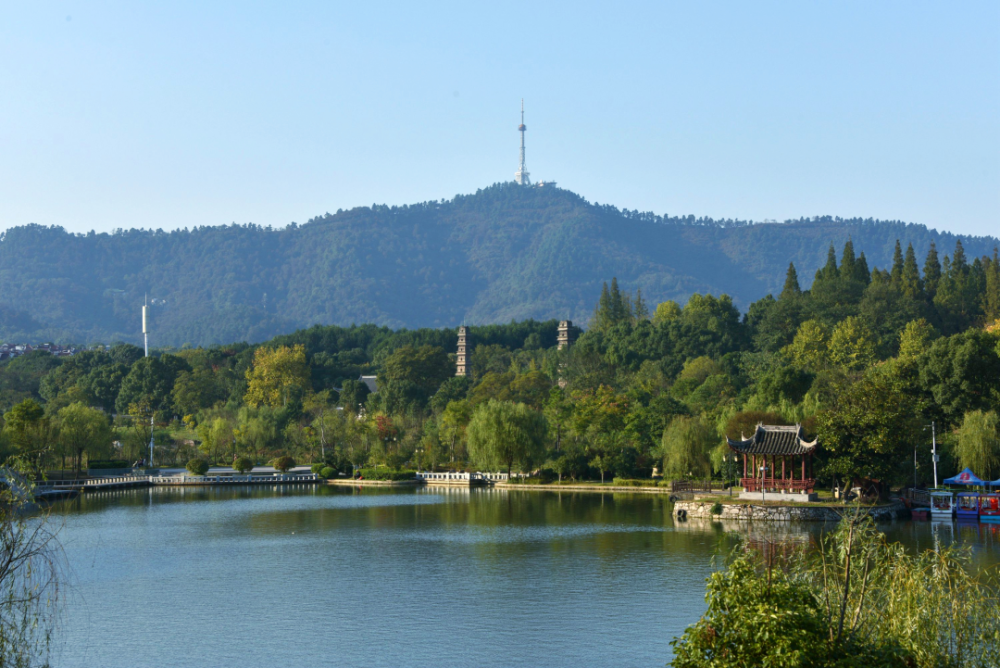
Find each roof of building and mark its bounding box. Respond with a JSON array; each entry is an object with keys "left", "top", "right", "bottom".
[
  {"left": 726, "top": 424, "right": 817, "bottom": 456},
  {"left": 358, "top": 375, "right": 378, "bottom": 394}
]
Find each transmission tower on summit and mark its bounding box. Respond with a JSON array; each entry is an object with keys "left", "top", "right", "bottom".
[{"left": 514, "top": 99, "right": 531, "bottom": 186}]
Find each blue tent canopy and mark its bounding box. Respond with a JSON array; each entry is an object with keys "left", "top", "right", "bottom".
[{"left": 944, "top": 468, "right": 986, "bottom": 486}]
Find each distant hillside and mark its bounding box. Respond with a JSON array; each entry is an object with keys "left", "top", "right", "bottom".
[{"left": 0, "top": 183, "right": 996, "bottom": 347}]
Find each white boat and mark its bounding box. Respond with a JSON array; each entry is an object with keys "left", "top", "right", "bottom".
[{"left": 930, "top": 490, "right": 954, "bottom": 518}]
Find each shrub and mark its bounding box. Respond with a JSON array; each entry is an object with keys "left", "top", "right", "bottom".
[
  {"left": 710, "top": 501, "right": 724, "bottom": 515},
  {"left": 535, "top": 468, "right": 558, "bottom": 483},
  {"left": 87, "top": 460, "right": 130, "bottom": 470},
  {"left": 272, "top": 456, "right": 296, "bottom": 473},
  {"left": 357, "top": 468, "right": 416, "bottom": 481},
  {"left": 232, "top": 457, "right": 253, "bottom": 474},
  {"left": 612, "top": 478, "right": 661, "bottom": 487},
  {"left": 310, "top": 463, "right": 325, "bottom": 475},
  {"left": 186, "top": 458, "right": 209, "bottom": 476},
  {"left": 319, "top": 467, "right": 336, "bottom": 479}
]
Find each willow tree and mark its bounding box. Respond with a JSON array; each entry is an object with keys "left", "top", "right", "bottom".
[
  {"left": 661, "top": 416, "right": 715, "bottom": 480},
  {"left": 466, "top": 400, "right": 547, "bottom": 477},
  {"left": 956, "top": 410, "right": 1000, "bottom": 481},
  {"left": 0, "top": 466, "right": 62, "bottom": 666}
]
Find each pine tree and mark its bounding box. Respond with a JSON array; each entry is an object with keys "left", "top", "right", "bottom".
[
  {"left": 890, "top": 240, "right": 904, "bottom": 286},
  {"left": 780, "top": 262, "right": 801, "bottom": 299},
  {"left": 924, "top": 242, "right": 942, "bottom": 299},
  {"left": 984, "top": 249, "right": 1000, "bottom": 322},
  {"left": 952, "top": 240, "right": 968, "bottom": 273},
  {"left": 815, "top": 244, "right": 839, "bottom": 282},
  {"left": 840, "top": 239, "right": 857, "bottom": 281},
  {"left": 593, "top": 281, "right": 612, "bottom": 331},
  {"left": 633, "top": 288, "right": 649, "bottom": 322},
  {"left": 856, "top": 252, "right": 871, "bottom": 284},
  {"left": 900, "top": 243, "right": 925, "bottom": 300}
]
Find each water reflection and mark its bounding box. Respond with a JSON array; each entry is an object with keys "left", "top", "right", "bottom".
[{"left": 48, "top": 487, "right": 998, "bottom": 668}]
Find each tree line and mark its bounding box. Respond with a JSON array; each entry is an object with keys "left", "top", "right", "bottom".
[{"left": 0, "top": 236, "right": 999, "bottom": 488}]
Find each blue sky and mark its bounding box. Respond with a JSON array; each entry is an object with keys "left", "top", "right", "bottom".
[{"left": 1, "top": 1, "right": 997, "bottom": 237}]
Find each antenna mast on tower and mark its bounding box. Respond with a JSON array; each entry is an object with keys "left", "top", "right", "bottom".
[{"left": 515, "top": 99, "right": 530, "bottom": 186}]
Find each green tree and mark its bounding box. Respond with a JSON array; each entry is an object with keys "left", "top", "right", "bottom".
[
  {"left": 2, "top": 399, "right": 54, "bottom": 465},
  {"left": 116, "top": 356, "right": 188, "bottom": 415},
  {"left": 782, "top": 320, "right": 830, "bottom": 370},
  {"left": 653, "top": 300, "right": 682, "bottom": 324},
  {"left": 56, "top": 402, "right": 112, "bottom": 477},
  {"left": 955, "top": 410, "right": 1000, "bottom": 481},
  {"left": 339, "top": 379, "right": 371, "bottom": 414},
  {"left": 244, "top": 344, "right": 311, "bottom": 408},
  {"left": 817, "top": 367, "right": 921, "bottom": 488},
  {"left": 828, "top": 316, "right": 878, "bottom": 371},
  {"left": 918, "top": 330, "right": 1000, "bottom": 425},
  {"left": 379, "top": 344, "right": 453, "bottom": 400},
  {"left": 923, "top": 241, "right": 942, "bottom": 299},
  {"left": 466, "top": 400, "right": 547, "bottom": 476},
  {"left": 197, "top": 416, "right": 235, "bottom": 463},
  {"left": 897, "top": 318, "right": 938, "bottom": 360},
  {"left": 780, "top": 262, "right": 801, "bottom": 298},
  {"left": 661, "top": 416, "right": 715, "bottom": 480}
]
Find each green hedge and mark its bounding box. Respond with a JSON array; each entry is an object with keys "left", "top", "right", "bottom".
[
  {"left": 611, "top": 478, "right": 663, "bottom": 487},
  {"left": 186, "top": 458, "right": 209, "bottom": 476},
  {"left": 357, "top": 468, "right": 416, "bottom": 481},
  {"left": 88, "top": 460, "right": 130, "bottom": 470},
  {"left": 319, "top": 467, "right": 336, "bottom": 479}
]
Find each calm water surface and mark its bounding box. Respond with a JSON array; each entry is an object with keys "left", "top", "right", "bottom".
[{"left": 48, "top": 486, "right": 1000, "bottom": 668}]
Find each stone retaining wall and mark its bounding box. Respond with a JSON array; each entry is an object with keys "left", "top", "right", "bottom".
[
  {"left": 326, "top": 479, "right": 421, "bottom": 487},
  {"left": 674, "top": 500, "right": 907, "bottom": 522}
]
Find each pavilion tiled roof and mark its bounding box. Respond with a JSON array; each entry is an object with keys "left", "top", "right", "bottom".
[{"left": 726, "top": 424, "right": 817, "bottom": 456}]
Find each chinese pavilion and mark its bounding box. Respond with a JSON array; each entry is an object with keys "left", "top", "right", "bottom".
[{"left": 726, "top": 424, "right": 817, "bottom": 494}]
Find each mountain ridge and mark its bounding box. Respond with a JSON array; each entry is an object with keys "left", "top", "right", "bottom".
[{"left": 1, "top": 183, "right": 996, "bottom": 347}]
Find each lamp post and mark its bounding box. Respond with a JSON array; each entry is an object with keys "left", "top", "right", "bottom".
[{"left": 924, "top": 422, "right": 939, "bottom": 489}]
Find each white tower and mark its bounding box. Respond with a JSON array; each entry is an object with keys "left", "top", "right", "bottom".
[
  {"left": 142, "top": 296, "right": 149, "bottom": 358},
  {"left": 142, "top": 297, "right": 153, "bottom": 466},
  {"left": 514, "top": 100, "right": 530, "bottom": 186}
]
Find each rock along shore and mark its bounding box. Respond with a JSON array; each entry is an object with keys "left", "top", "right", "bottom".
[{"left": 674, "top": 500, "right": 908, "bottom": 522}]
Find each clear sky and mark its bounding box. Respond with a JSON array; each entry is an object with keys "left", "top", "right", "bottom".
[{"left": 2, "top": 1, "right": 997, "bottom": 237}]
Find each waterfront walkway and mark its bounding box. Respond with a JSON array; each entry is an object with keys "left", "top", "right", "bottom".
[{"left": 34, "top": 471, "right": 320, "bottom": 496}]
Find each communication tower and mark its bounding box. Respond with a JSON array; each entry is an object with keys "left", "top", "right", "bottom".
[
  {"left": 515, "top": 100, "right": 530, "bottom": 186},
  {"left": 141, "top": 297, "right": 154, "bottom": 465},
  {"left": 142, "top": 296, "right": 149, "bottom": 358}
]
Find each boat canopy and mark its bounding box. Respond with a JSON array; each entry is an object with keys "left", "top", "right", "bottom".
[{"left": 943, "top": 468, "right": 986, "bottom": 486}]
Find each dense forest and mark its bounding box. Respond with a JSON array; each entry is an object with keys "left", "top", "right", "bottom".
[
  {"left": 2, "top": 232, "right": 999, "bottom": 491},
  {"left": 1, "top": 182, "right": 997, "bottom": 347}
]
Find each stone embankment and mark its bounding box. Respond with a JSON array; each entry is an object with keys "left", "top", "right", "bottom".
[
  {"left": 326, "top": 479, "right": 421, "bottom": 487},
  {"left": 674, "top": 500, "right": 907, "bottom": 522}
]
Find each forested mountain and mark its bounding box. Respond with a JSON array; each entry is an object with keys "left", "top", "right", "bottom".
[{"left": 1, "top": 183, "right": 996, "bottom": 347}]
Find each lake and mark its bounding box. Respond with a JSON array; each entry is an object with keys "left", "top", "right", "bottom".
[{"left": 48, "top": 486, "right": 1000, "bottom": 668}]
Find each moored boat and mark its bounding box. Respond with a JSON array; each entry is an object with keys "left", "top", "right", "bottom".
[
  {"left": 979, "top": 493, "right": 1000, "bottom": 524},
  {"left": 930, "top": 490, "right": 954, "bottom": 519},
  {"left": 955, "top": 492, "right": 980, "bottom": 521}
]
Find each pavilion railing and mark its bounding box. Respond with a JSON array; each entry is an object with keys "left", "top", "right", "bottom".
[{"left": 741, "top": 477, "right": 815, "bottom": 493}]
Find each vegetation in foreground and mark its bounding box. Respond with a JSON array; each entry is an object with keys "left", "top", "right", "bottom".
[
  {"left": 0, "top": 465, "right": 62, "bottom": 667},
  {"left": 671, "top": 513, "right": 1000, "bottom": 668},
  {"left": 0, "top": 236, "right": 999, "bottom": 495}
]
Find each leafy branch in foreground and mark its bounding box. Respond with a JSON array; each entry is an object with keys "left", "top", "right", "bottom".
[
  {"left": 671, "top": 512, "right": 1000, "bottom": 668},
  {"left": 0, "top": 461, "right": 63, "bottom": 668}
]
